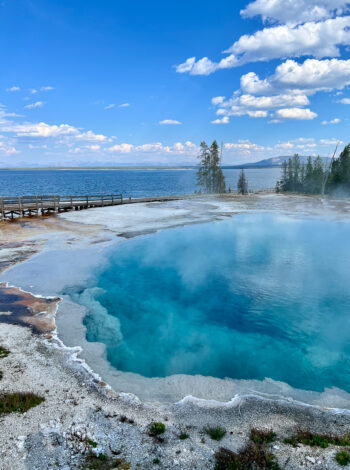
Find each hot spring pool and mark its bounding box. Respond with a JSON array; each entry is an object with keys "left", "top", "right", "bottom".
[{"left": 66, "top": 213, "right": 350, "bottom": 394}]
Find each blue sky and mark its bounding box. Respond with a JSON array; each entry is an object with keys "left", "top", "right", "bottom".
[{"left": 0, "top": 0, "right": 349, "bottom": 166}]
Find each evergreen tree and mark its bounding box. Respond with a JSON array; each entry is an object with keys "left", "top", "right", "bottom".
[
  {"left": 327, "top": 144, "right": 350, "bottom": 195},
  {"left": 237, "top": 169, "right": 248, "bottom": 195},
  {"left": 196, "top": 140, "right": 226, "bottom": 193}
]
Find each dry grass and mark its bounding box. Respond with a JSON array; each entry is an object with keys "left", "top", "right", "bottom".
[{"left": 0, "top": 392, "right": 44, "bottom": 415}]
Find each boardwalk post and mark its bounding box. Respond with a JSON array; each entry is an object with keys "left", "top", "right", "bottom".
[{"left": 18, "top": 197, "right": 23, "bottom": 218}]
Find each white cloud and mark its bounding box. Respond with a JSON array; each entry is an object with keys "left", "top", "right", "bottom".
[
  {"left": 75, "top": 130, "right": 109, "bottom": 142},
  {"left": 340, "top": 98, "right": 350, "bottom": 104},
  {"left": 322, "top": 118, "right": 341, "bottom": 124},
  {"left": 30, "top": 89, "right": 38, "bottom": 94},
  {"left": 108, "top": 141, "right": 197, "bottom": 155},
  {"left": 212, "top": 93, "right": 310, "bottom": 119},
  {"left": 224, "top": 140, "right": 265, "bottom": 152},
  {"left": 104, "top": 104, "right": 115, "bottom": 110},
  {"left": 24, "top": 101, "right": 44, "bottom": 109},
  {"left": 159, "top": 119, "right": 182, "bottom": 125},
  {"left": 176, "top": 17, "right": 350, "bottom": 75},
  {"left": 273, "top": 108, "right": 318, "bottom": 120},
  {"left": 211, "top": 116, "right": 230, "bottom": 124},
  {"left": 108, "top": 143, "right": 134, "bottom": 153},
  {"left": 118, "top": 103, "right": 130, "bottom": 108},
  {"left": 40, "top": 86, "right": 54, "bottom": 91},
  {"left": 241, "top": 0, "right": 349, "bottom": 26},
  {"left": 241, "top": 59, "right": 350, "bottom": 96},
  {"left": 6, "top": 86, "right": 20, "bottom": 92},
  {"left": 320, "top": 138, "right": 343, "bottom": 145},
  {"left": 0, "top": 141, "right": 19, "bottom": 154},
  {"left": 211, "top": 96, "right": 226, "bottom": 105},
  {"left": 3, "top": 122, "right": 78, "bottom": 137}
]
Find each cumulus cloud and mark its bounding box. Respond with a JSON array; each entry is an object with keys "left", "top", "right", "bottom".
[
  {"left": 273, "top": 108, "right": 318, "bottom": 120},
  {"left": 176, "top": 17, "right": 350, "bottom": 75},
  {"left": 108, "top": 141, "right": 197, "bottom": 155},
  {"left": 3, "top": 122, "right": 78, "bottom": 137},
  {"left": 24, "top": 101, "right": 44, "bottom": 109},
  {"left": 212, "top": 92, "right": 310, "bottom": 119},
  {"left": 340, "top": 98, "right": 350, "bottom": 104},
  {"left": 104, "top": 104, "right": 115, "bottom": 110},
  {"left": 40, "top": 86, "right": 54, "bottom": 91},
  {"left": 224, "top": 140, "right": 265, "bottom": 152},
  {"left": 159, "top": 119, "right": 182, "bottom": 125},
  {"left": 75, "top": 130, "right": 109, "bottom": 142},
  {"left": 322, "top": 118, "right": 341, "bottom": 124},
  {"left": 241, "top": 0, "right": 349, "bottom": 26},
  {"left": 211, "top": 116, "right": 230, "bottom": 124},
  {"left": 6, "top": 86, "right": 20, "bottom": 92},
  {"left": 241, "top": 59, "right": 350, "bottom": 95}
]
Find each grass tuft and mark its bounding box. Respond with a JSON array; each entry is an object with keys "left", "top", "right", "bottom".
[
  {"left": 284, "top": 429, "right": 350, "bottom": 448},
  {"left": 83, "top": 452, "right": 131, "bottom": 469},
  {"left": 0, "top": 392, "right": 44, "bottom": 415},
  {"left": 149, "top": 422, "right": 166, "bottom": 436},
  {"left": 336, "top": 451, "right": 350, "bottom": 466},
  {"left": 179, "top": 432, "right": 190, "bottom": 440},
  {"left": 87, "top": 439, "right": 98, "bottom": 448},
  {"left": 153, "top": 458, "right": 160, "bottom": 464},
  {"left": 250, "top": 428, "right": 276, "bottom": 445},
  {"left": 205, "top": 426, "right": 227, "bottom": 441},
  {"left": 214, "top": 444, "right": 280, "bottom": 470},
  {"left": 0, "top": 346, "right": 10, "bottom": 359}
]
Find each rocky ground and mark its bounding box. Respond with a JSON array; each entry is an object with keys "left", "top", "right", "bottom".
[{"left": 1, "top": 194, "right": 350, "bottom": 469}]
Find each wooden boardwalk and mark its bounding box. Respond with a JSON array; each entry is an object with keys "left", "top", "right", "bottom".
[{"left": 0, "top": 194, "right": 181, "bottom": 221}]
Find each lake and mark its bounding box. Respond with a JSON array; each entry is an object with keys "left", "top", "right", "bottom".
[{"left": 0, "top": 168, "right": 281, "bottom": 197}]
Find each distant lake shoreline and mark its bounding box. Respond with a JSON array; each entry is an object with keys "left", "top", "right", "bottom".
[{"left": 0, "top": 167, "right": 281, "bottom": 198}]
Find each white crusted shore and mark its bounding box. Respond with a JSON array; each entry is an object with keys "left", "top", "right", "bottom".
[{"left": 1, "top": 194, "right": 350, "bottom": 469}]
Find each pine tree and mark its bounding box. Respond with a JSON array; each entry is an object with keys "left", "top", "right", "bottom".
[
  {"left": 237, "top": 169, "right": 248, "bottom": 195},
  {"left": 196, "top": 140, "right": 226, "bottom": 193},
  {"left": 328, "top": 144, "right": 350, "bottom": 194}
]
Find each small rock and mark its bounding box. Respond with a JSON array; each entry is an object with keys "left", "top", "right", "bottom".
[{"left": 306, "top": 456, "right": 316, "bottom": 464}]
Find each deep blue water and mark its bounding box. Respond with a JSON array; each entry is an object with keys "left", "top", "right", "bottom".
[
  {"left": 68, "top": 214, "right": 350, "bottom": 393},
  {"left": 0, "top": 168, "right": 280, "bottom": 197}
]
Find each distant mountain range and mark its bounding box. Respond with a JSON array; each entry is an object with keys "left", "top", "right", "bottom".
[{"left": 223, "top": 155, "right": 332, "bottom": 169}]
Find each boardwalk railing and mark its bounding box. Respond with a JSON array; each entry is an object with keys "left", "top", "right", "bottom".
[{"left": 0, "top": 194, "right": 123, "bottom": 220}]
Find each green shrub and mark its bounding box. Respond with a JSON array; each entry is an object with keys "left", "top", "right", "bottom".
[
  {"left": 83, "top": 452, "right": 131, "bottom": 469},
  {"left": 0, "top": 392, "right": 44, "bottom": 415},
  {"left": 284, "top": 430, "right": 350, "bottom": 448},
  {"left": 87, "top": 439, "right": 98, "bottom": 448},
  {"left": 0, "top": 346, "right": 10, "bottom": 358},
  {"left": 336, "top": 451, "right": 350, "bottom": 466},
  {"left": 214, "top": 444, "right": 280, "bottom": 470},
  {"left": 205, "top": 426, "right": 226, "bottom": 441},
  {"left": 149, "top": 422, "right": 166, "bottom": 436},
  {"left": 153, "top": 458, "right": 160, "bottom": 464},
  {"left": 179, "top": 432, "right": 190, "bottom": 440},
  {"left": 250, "top": 428, "right": 276, "bottom": 444}
]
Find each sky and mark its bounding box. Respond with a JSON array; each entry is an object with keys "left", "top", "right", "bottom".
[{"left": 0, "top": 0, "right": 349, "bottom": 167}]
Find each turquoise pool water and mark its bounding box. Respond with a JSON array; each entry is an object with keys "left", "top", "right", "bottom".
[{"left": 68, "top": 214, "right": 350, "bottom": 393}]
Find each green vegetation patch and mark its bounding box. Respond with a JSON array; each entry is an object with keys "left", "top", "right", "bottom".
[
  {"left": 214, "top": 444, "right": 280, "bottom": 470},
  {"left": 250, "top": 428, "right": 276, "bottom": 445},
  {"left": 336, "top": 451, "right": 350, "bottom": 466},
  {"left": 87, "top": 439, "right": 98, "bottom": 448},
  {"left": 0, "top": 392, "right": 44, "bottom": 415},
  {"left": 205, "top": 426, "right": 227, "bottom": 441},
  {"left": 83, "top": 452, "right": 130, "bottom": 470},
  {"left": 284, "top": 430, "right": 350, "bottom": 448},
  {"left": 152, "top": 458, "right": 160, "bottom": 465},
  {"left": 0, "top": 346, "right": 10, "bottom": 358},
  {"left": 149, "top": 422, "right": 166, "bottom": 436},
  {"left": 179, "top": 432, "right": 190, "bottom": 440}
]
